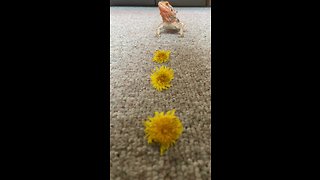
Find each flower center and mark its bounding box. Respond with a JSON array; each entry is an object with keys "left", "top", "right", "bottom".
[
  {"left": 162, "top": 129, "right": 169, "bottom": 134},
  {"left": 158, "top": 53, "right": 166, "bottom": 59},
  {"left": 157, "top": 74, "right": 169, "bottom": 83}
]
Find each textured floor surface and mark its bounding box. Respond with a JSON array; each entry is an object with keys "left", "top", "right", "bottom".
[{"left": 110, "top": 7, "right": 211, "bottom": 180}]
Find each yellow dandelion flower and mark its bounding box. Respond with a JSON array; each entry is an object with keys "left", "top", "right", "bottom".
[
  {"left": 153, "top": 50, "right": 171, "bottom": 63},
  {"left": 150, "top": 66, "right": 174, "bottom": 91},
  {"left": 144, "top": 109, "right": 183, "bottom": 155}
]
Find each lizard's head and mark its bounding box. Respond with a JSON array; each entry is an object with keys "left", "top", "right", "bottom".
[{"left": 158, "top": 1, "right": 177, "bottom": 22}]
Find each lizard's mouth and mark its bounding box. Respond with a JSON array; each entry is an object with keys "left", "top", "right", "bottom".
[
  {"left": 159, "top": 2, "right": 172, "bottom": 10},
  {"left": 160, "top": 6, "right": 176, "bottom": 14},
  {"left": 159, "top": 4, "right": 169, "bottom": 10}
]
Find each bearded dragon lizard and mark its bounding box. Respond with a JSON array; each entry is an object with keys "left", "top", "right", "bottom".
[{"left": 156, "top": 1, "right": 186, "bottom": 37}]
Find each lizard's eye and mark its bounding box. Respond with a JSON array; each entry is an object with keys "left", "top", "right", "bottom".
[{"left": 165, "top": 3, "right": 169, "bottom": 6}]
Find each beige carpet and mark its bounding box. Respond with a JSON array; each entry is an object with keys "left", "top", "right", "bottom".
[{"left": 110, "top": 7, "right": 211, "bottom": 180}]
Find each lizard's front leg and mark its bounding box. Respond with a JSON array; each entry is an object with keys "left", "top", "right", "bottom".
[
  {"left": 178, "top": 24, "right": 184, "bottom": 37},
  {"left": 181, "top": 22, "right": 187, "bottom": 32},
  {"left": 156, "top": 23, "right": 164, "bottom": 37}
]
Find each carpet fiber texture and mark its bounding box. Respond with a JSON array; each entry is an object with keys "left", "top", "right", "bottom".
[{"left": 110, "top": 7, "right": 211, "bottom": 180}]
